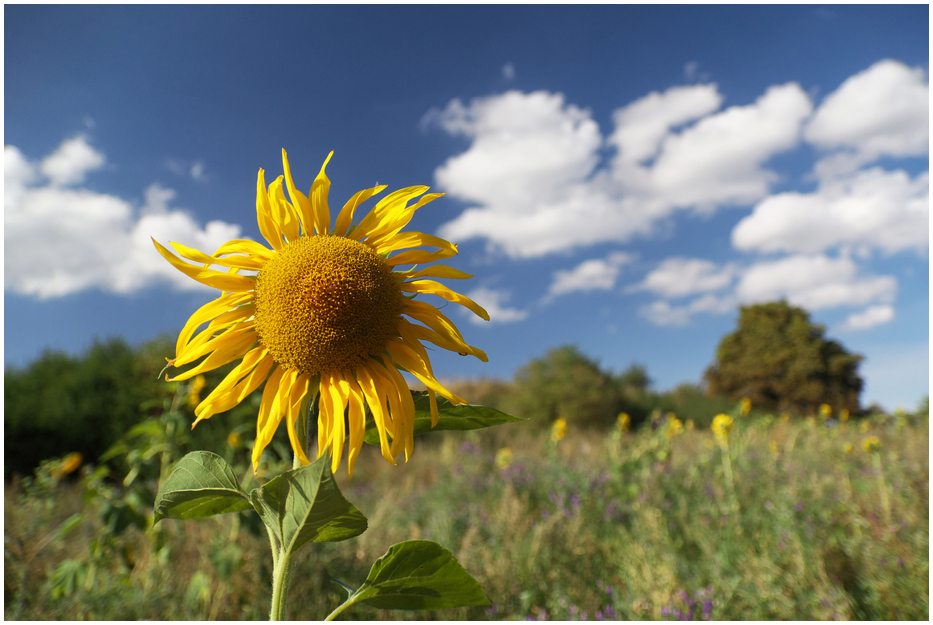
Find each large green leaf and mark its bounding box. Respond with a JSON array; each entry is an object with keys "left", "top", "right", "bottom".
[
  {"left": 363, "top": 392, "right": 525, "bottom": 445},
  {"left": 336, "top": 540, "right": 489, "bottom": 613},
  {"left": 250, "top": 454, "right": 367, "bottom": 555},
  {"left": 153, "top": 451, "right": 252, "bottom": 523}
]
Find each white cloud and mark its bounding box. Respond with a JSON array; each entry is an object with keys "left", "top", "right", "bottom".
[
  {"left": 38, "top": 135, "right": 105, "bottom": 186},
  {"left": 464, "top": 287, "right": 528, "bottom": 324},
  {"left": 840, "top": 305, "right": 895, "bottom": 331},
  {"left": 637, "top": 254, "right": 897, "bottom": 327},
  {"left": 430, "top": 81, "right": 812, "bottom": 258},
  {"left": 5, "top": 137, "right": 242, "bottom": 299},
  {"left": 629, "top": 257, "right": 736, "bottom": 298},
  {"left": 806, "top": 59, "right": 929, "bottom": 177},
  {"left": 734, "top": 254, "right": 896, "bottom": 311},
  {"left": 732, "top": 167, "right": 929, "bottom": 255},
  {"left": 546, "top": 252, "right": 633, "bottom": 300}
]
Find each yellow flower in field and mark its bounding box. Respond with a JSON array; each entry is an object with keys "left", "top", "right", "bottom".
[
  {"left": 50, "top": 452, "right": 82, "bottom": 477},
  {"left": 154, "top": 150, "right": 488, "bottom": 476},
  {"left": 712, "top": 414, "right": 733, "bottom": 447},
  {"left": 839, "top": 409, "right": 849, "bottom": 423},
  {"left": 859, "top": 420, "right": 871, "bottom": 433},
  {"left": 862, "top": 436, "right": 881, "bottom": 453},
  {"left": 843, "top": 442, "right": 854, "bottom": 455},
  {"left": 188, "top": 374, "right": 207, "bottom": 410},
  {"left": 227, "top": 432, "right": 241, "bottom": 448},
  {"left": 664, "top": 414, "right": 683, "bottom": 439},
  {"left": 617, "top": 412, "right": 631, "bottom": 433},
  {"left": 550, "top": 418, "right": 567, "bottom": 443},
  {"left": 819, "top": 403, "right": 832, "bottom": 420},
  {"left": 739, "top": 397, "right": 751, "bottom": 417},
  {"left": 495, "top": 447, "right": 513, "bottom": 469}
]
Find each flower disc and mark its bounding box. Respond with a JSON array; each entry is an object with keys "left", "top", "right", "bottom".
[{"left": 254, "top": 235, "right": 405, "bottom": 374}]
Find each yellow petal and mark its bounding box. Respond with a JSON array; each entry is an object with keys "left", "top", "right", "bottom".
[
  {"left": 252, "top": 365, "right": 288, "bottom": 471},
  {"left": 268, "top": 176, "right": 301, "bottom": 243},
  {"left": 401, "top": 279, "right": 489, "bottom": 321},
  {"left": 173, "top": 320, "right": 256, "bottom": 368},
  {"left": 213, "top": 239, "right": 273, "bottom": 261},
  {"left": 385, "top": 339, "right": 468, "bottom": 406},
  {"left": 153, "top": 238, "right": 256, "bottom": 292},
  {"left": 355, "top": 364, "right": 396, "bottom": 465},
  {"left": 334, "top": 185, "right": 386, "bottom": 237},
  {"left": 309, "top": 152, "right": 333, "bottom": 236},
  {"left": 374, "top": 358, "right": 415, "bottom": 461},
  {"left": 384, "top": 246, "right": 457, "bottom": 267},
  {"left": 169, "top": 325, "right": 257, "bottom": 379},
  {"left": 320, "top": 371, "right": 349, "bottom": 474},
  {"left": 344, "top": 375, "right": 367, "bottom": 478},
  {"left": 396, "top": 265, "right": 473, "bottom": 281},
  {"left": 365, "top": 193, "right": 445, "bottom": 247},
  {"left": 170, "top": 241, "right": 265, "bottom": 272},
  {"left": 285, "top": 372, "right": 312, "bottom": 466},
  {"left": 256, "top": 169, "right": 284, "bottom": 251},
  {"left": 194, "top": 348, "right": 274, "bottom": 424},
  {"left": 374, "top": 230, "right": 457, "bottom": 257},
  {"left": 404, "top": 299, "right": 470, "bottom": 343},
  {"left": 397, "top": 318, "right": 488, "bottom": 362},
  {"left": 174, "top": 292, "right": 252, "bottom": 363},
  {"left": 350, "top": 186, "right": 428, "bottom": 241}
]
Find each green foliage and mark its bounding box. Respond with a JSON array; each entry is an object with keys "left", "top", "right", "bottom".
[
  {"left": 504, "top": 346, "right": 648, "bottom": 429},
  {"left": 4, "top": 338, "right": 158, "bottom": 476},
  {"left": 704, "top": 301, "right": 864, "bottom": 414},
  {"left": 330, "top": 540, "right": 489, "bottom": 616},
  {"left": 362, "top": 392, "right": 526, "bottom": 445},
  {"left": 153, "top": 451, "right": 252, "bottom": 522}
]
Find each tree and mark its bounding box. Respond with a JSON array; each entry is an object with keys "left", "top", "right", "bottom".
[
  {"left": 704, "top": 301, "right": 863, "bottom": 414},
  {"left": 506, "top": 345, "right": 643, "bottom": 429}
]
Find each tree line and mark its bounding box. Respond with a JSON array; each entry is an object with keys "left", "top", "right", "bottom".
[{"left": 4, "top": 301, "right": 878, "bottom": 477}]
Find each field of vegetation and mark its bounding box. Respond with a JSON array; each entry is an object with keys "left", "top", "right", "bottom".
[{"left": 5, "top": 375, "right": 928, "bottom": 620}]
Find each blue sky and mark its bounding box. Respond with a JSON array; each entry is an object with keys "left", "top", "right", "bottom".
[{"left": 4, "top": 4, "right": 929, "bottom": 411}]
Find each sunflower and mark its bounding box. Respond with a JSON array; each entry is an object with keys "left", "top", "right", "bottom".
[{"left": 153, "top": 150, "right": 488, "bottom": 476}]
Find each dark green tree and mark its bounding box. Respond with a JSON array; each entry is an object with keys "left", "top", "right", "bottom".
[
  {"left": 704, "top": 301, "right": 863, "bottom": 414},
  {"left": 505, "top": 345, "right": 644, "bottom": 429}
]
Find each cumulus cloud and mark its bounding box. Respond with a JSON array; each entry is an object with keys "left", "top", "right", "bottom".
[
  {"left": 806, "top": 59, "right": 929, "bottom": 178},
  {"left": 638, "top": 254, "right": 897, "bottom": 329},
  {"left": 545, "top": 252, "right": 633, "bottom": 301},
  {"left": 840, "top": 305, "right": 896, "bottom": 332},
  {"left": 464, "top": 287, "right": 528, "bottom": 324},
  {"left": 5, "top": 137, "right": 242, "bottom": 299},
  {"left": 629, "top": 257, "right": 736, "bottom": 298},
  {"left": 733, "top": 168, "right": 929, "bottom": 255},
  {"left": 430, "top": 81, "right": 812, "bottom": 258}
]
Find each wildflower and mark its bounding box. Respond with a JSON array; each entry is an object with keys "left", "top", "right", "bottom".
[
  {"left": 862, "top": 436, "right": 881, "bottom": 453},
  {"left": 859, "top": 420, "right": 871, "bottom": 433},
  {"left": 495, "top": 447, "right": 513, "bottom": 469},
  {"left": 227, "top": 432, "right": 241, "bottom": 448},
  {"left": 154, "top": 151, "right": 488, "bottom": 476},
  {"left": 819, "top": 403, "right": 832, "bottom": 420},
  {"left": 550, "top": 418, "right": 567, "bottom": 443},
  {"left": 49, "top": 452, "right": 82, "bottom": 478},
  {"left": 617, "top": 412, "right": 630, "bottom": 433},
  {"left": 739, "top": 397, "right": 751, "bottom": 417},
  {"left": 711, "top": 414, "right": 733, "bottom": 447},
  {"left": 843, "top": 442, "right": 853, "bottom": 455},
  {"left": 664, "top": 414, "right": 684, "bottom": 439},
  {"left": 188, "top": 374, "right": 207, "bottom": 410},
  {"left": 839, "top": 408, "right": 849, "bottom": 423}
]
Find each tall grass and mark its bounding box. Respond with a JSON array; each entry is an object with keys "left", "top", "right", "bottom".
[{"left": 5, "top": 411, "right": 928, "bottom": 620}]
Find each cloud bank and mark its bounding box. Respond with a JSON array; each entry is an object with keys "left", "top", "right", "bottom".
[
  {"left": 5, "top": 136, "right": 241, "bottom": 299},
  {"left": 427, "top": 59, "right": 928, "bottom": 330}
]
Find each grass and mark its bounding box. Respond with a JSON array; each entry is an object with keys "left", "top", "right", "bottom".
[{"left": 5, "top": 410, "right": 928, "bottom": 620}]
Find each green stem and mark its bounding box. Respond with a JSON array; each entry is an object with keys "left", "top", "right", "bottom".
[
  {"left": 720, "top": 443, "right": 739, "bottom": 513},
  {"left": 269, "top": 547, "right": 292, "bottom": 621}
]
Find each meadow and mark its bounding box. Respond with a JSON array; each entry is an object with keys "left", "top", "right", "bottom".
[{"left": 4, "top": 392, "right": 928, "bottom": 620}]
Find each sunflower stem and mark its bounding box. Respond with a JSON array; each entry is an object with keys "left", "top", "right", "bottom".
[{"left": 269, "top": 545, "right": 292, "bottom": 621}]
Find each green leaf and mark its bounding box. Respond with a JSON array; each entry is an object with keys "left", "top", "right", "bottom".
[
  {"left": 153, "top": 451, "right": 252, "bottom": 523},
  {"left": 363, "top": 392, "right": 525, "bottom": 445},
  {"left": 250, "top": 454, "right": 367, "bottom": 555},
  {"left": 340, "top": 540, "right": 489, "bottom": 613}
]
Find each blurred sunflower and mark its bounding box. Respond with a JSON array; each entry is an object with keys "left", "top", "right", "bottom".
[
  {"left": 711, "top": 414, "right": 733, "bottom": 447},
  {"left": 154, "top": 150, "right": 488, "bottom": 476},
  {"left": 550, "top": 418, "right": 567, "bottom": 443}
]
